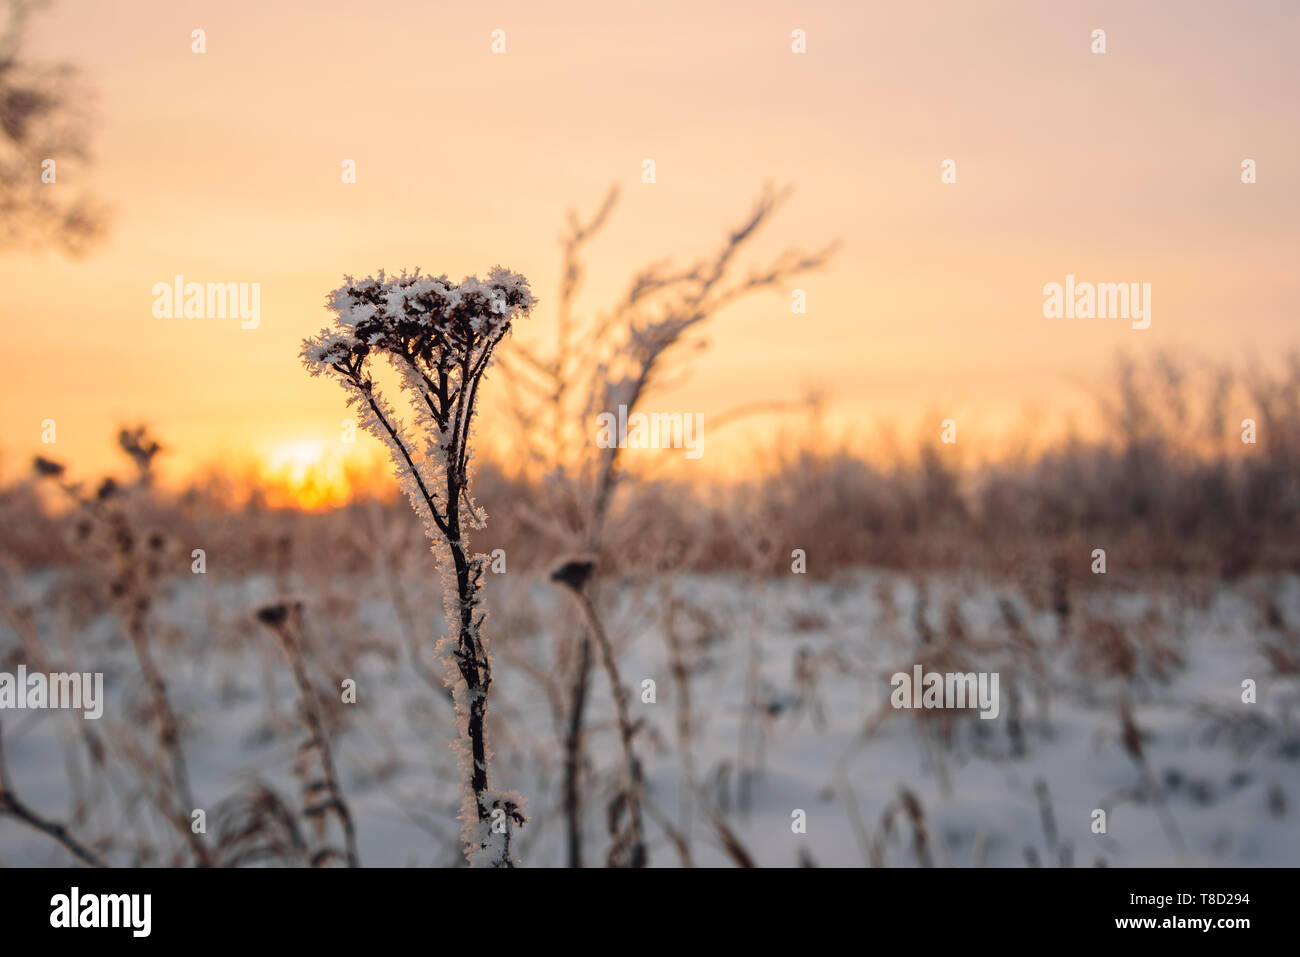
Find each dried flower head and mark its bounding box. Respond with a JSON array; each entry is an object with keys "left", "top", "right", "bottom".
[
  {"left": 255, "top": 601, "right": 303, "bottom": 629},
  {"left": 302, "top": 267, "right": 534, "bottom": 378},
  {"left": 117, "top": 426, "right": 163, "bottom": 475},
  {"left": 32, "top": 455, "right": 65, "bottom": 477}
]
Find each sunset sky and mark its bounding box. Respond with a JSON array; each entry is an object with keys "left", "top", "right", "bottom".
[{"left": 2, "top": 0, "right": 1297, "bottom": 492}]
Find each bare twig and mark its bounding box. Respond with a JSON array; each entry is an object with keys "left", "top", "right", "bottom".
[{"left": 0, "top": 720, "right": 106, "bottom": 867}]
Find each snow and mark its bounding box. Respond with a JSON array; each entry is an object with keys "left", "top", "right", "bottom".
[{"left": 2, "top": 568, "right": 1297, "bottom": 867}]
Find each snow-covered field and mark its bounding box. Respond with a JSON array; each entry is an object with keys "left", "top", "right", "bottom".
[{"left": 3, "top": 568, "right": 1298, "bottom": 867}]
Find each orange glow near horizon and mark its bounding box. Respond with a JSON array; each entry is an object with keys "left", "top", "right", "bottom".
[{"left": 255, "top": 439, "right": 355, "bottom": 511}]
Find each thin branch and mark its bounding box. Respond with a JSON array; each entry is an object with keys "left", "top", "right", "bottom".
[{"left": 0, "top": 721, "right": 107, "bottom": 867}]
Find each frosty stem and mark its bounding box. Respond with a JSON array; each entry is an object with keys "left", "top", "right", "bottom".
[
  {"left": 562, "top": 634, "right": 592, "bottom": 867},
  {"left": 568, "top": 584, "right": 647, "bottom": 868},
  {"left": 260, "top": 608, "right": 360, "bottom": 868},
  {"left": 362, "top": 360, "right": 504, "bottom": 859},
  {"left": 445, "top": 516, "right": 492, "bottom": 826}
]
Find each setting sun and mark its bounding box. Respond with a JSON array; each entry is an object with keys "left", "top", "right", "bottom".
[{"left": 257, "top": 439, "right": 354, "bottom": 510}]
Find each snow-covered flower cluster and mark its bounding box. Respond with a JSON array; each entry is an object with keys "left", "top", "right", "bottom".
[
  {"left": 300, "top": 266, "right": 533, "bottom": 544},
  {"left": 302, "top": 267, "right": 535, "bottom": 375}
]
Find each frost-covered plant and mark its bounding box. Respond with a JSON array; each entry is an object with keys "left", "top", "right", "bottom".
[
  {"left": 33, "top": 430, "right": 213, "bottom": 867},
  {"left": 301, "top": 267, "right": 534, "bottom": 866},
  {"left": 255, "top": 601, "right": 358, "bottom": 868},
  {"left": 499, "top": 184, "right": 835, "bottom": 866}
]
